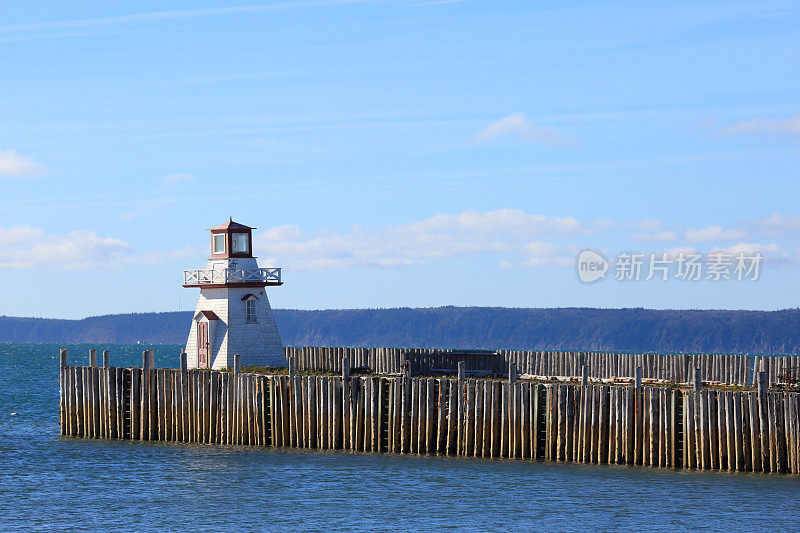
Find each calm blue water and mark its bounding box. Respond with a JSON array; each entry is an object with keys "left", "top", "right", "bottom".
[{"left": 2, "top": 343, "right": 799, "bottom": 531}]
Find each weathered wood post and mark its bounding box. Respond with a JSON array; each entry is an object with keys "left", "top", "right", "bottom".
[
  {"left": 59, "top": 348, "right": 68, "bottom": 435},
  {"left": 89, "top": 349, "right": 97, "bottom": 367},
  {"left": 634, "top": 366, "right": 643, "bottom": 465},
  {"left": 342, "top": 356, "right": 350, "bottom": 449},
  {"left": 288, "top": 355, "right": 295, "bottom": 382},
  {"left": 180, "top": 351, "right": 187, "bottom": 372},
  {"left": 581, "top": 365, "right": 588, "bottom": 387},
  {"left": 142, "top": 349, "right": 155, "bottom": 370},
  {"left": 693, "top": 367, "right": 702, "bottom": 394},
  {"left": 102, "top": 350, "right": 110, "bottom": 368},
  {"left": 508, "top": 362, "right": 517, "bottom": 458},
  {"left": 457, "top": 361, "right": 465, "bottom": 455}
]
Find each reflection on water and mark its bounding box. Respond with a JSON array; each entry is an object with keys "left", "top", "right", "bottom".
[{"left": 2, "top": 344, "right": 799, "bottom": 531}]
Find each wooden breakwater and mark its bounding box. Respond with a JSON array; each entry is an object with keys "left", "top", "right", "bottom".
[
  {"left": 58, "top": 350, "right": 800, "bottom": 476},
  {"left": 285, "top": 346, "right": 800, "bottom": 386}
]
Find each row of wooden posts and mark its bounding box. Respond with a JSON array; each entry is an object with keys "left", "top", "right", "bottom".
[
  {"left": 284, "top": 346, "right": 799, "bottom": 387},
  {"left": 58, "top": 349, "right": 800, "bottom": 475}
]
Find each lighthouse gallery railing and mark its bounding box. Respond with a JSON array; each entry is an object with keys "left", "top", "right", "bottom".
[{"left": 182, "top": 267, "right": 281, "bottom": 285}]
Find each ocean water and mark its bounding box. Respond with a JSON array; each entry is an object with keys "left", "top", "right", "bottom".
[{"left": 2, "top": 343, "right": 799, "bottom": 532}]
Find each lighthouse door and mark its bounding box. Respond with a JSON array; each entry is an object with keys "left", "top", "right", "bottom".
[{"left": 197, "top": 322, "right": 209, "bottom": 368}]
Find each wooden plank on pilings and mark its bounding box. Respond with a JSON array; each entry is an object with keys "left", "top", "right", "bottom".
[
  {"left": 59, "top": 350, "right": 67, "bottom": 435},
  {"left": 463, "top": 379, "right": 474, "bottom": 457},
  {"left": 302, "top": 375, "right": 310, "bottom": 448},
  {"left": 634, "top": 368, "right": 643, "bottom": 466},
  {"left": 361, "top": 377, "right": 369, "bottom": 452},
  {"left": 684, "top": 390, "right": 694, "bottom": 469},
  {"left": 698, "top": 389, "right": 707, "bottom": 470},
  {"left": 733, "top": 391, "right": 743, "bottom": 471},
  {"left": 130, "top": 367, "right": 140, "bottom": 440},
  {"left": 354, "top": 377, "right": 363, "bottom": 451},
  {"left": 625, "top": 386, "right": 634, "bottom": 465},
  {"left": 776, "top": 392, "right": 787, "bottom": 474},
  {"left": 393, "top": 378, "right": 402, "bottom": 453},
  {"left": 599, "top": 385, "right": 609, "bottom": 464},
  {"left": 555, "top": 385, "right": 565, "bottom": 461},
  {"left": 488, "top": 380, "right": 497, "bottom": 458},
  {"left": 758, "top": 372, "right": 770, "bottom": 472},
  {"left": 400, "top": 375, "right": 410, "bottom": 453},
  {"left": 456, "top": 362, "right": 465, "bottom": 456},
  {"left": 768, "top": 392, "right": 777, "bottom": 473},
  {"left": 470, "top": 379, "right": 480, "bottom": 457},
  {"left": 331, "top": 377, "right": 342, "bottom": 450},
  {"left": 417, "top": 378, "right": 426, "bottom": 454},
  {"left": 409, "top": 378, "right": 418, "bottom": 454},
  {"left": 616, "top": 387, "right": 624, "bottom": 464},
  {"left": 607, "top": 386, "right": 616, "bottom": 464},
  {"left": 499, "top": 382, "right": 509, "bottom": 458},
  {"left": 282, "top": 375, "right": 290, "bottom": 447},
  {"left": 139, "top": 368, "right": 148, "bottom": 441},
  {"left": 341, "top": 356, "right": 350, "bottom": 450},
  {"left": 107, "top": 366, "right": 117, "bottom": 439},
  {"left": 320, "top": 376, "right": 328, "bottom": 450},
  {"left": 566, "top": 385, "right": 576, "bottom": 463},
  {"left": 426, "top": 378, "right": 436, "bottom": 455},
  {"left": 519, "top": 382, "right": 529, "bottom": 460},
  {"left": 211, "top": 372, "right": 220, "bottom": 445},
  {"left": 78, "top": 367, "right": 87, "bottom": 438},
  {"left": 544, "top": 385, "right": 553, "bottom": 462},
  {"left": 491, "top": 381, "right": 501, "bottom": 458},
  {"left": 723, "top": 390, "right": 733, "bottom": 471},
  {"left": 217, "top": 372, "right": 225, "bottom": 444},
  {"left": 705, "top": 390, "right": 716, "bottom": 470},
  {"left": 65, "top": 365, "right": 74, "bottom": 437}
]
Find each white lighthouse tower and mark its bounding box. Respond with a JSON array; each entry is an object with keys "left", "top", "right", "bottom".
[{"left": 182, "top": 219, "right": 286, "bottom": 369}]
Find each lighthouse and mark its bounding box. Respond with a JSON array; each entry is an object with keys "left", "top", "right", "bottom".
[{"left": 182, "top": 219, "right": 286, "bottom": 369}]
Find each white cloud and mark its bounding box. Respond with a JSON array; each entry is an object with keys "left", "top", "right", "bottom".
[
  {"left": 631, "top": 230, "right": 679, "bottom": 243},
  {"left": 472, "top": 113, "right": 576, "bottom": 146},
  {"left": 699, "top": 113, "right": 800, "bottom": 140},
  {"left": 0, "top": 226, "right": 132, "bottom": 269},
  {"left": 684, "top": 225, "right": 748, "bottom": 243},
  {"left": 255, "top": 209, "right": 584, "bottom": 271},
  {"left": 756, "top": 214, "right": 800, "bottom": 237},
  {"left": 162, "top": 172, "right": 193, "bottom": 184},
  {"left": 0, "top": 149, "right": 44, "bottom": 177},
  {"left": 520, "top": 241, "right": 578, "bottom": 267},
  {"left": 709, "top": 242, "right": 795, "bottom": 268}
]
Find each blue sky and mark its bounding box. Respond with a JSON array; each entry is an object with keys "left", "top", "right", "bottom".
[{"left": 1, "top": 0, "right": 799, "bottom": 319}]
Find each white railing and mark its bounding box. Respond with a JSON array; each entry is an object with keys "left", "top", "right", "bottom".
[{"left": 183, "top": 267, "right": 281, "bottom": 285}]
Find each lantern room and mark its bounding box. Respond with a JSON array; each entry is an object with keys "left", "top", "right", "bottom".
[{"left": 208, "top": 218, "right": 254, "bottom": 259}]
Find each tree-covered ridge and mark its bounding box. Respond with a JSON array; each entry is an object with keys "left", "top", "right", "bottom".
[{"left": 1, "top": 307, "right": 798, "bottom": 354}]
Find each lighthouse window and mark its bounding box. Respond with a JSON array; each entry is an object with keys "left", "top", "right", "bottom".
[
  {"left": 212, "top": 234, "right": 225, "bottom": 254},
  {"left": 245, "top": 299, "right": 257, "bottom": 323},
  {"left": 232, "top": 232, "right": 249, "bottom": 254}
]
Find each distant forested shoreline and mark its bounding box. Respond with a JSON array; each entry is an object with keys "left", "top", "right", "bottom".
[{"left": 2, "top": 307, "right": 799, "bottom": 355}]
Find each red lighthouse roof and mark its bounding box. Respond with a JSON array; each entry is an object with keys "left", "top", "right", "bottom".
[{"left": 206, "top": 218, "right": 255, "bottom": 231}]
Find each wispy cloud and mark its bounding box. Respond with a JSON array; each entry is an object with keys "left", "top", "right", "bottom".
[
  {"left": 472, "top": 113, "right": 577, "bottom": 146},
  {"left": 162, "top": 173, "right": 193, "bottom": 184},
  {"left": 684, "top": 225, "right": 748, "bottom": 243},
  {"left": 0, "top": 1, "right": 380, "bottom": 41},
  {"left": 756, "top": 214, "right": 800, "bottom": 237},
  {"left": 255, "top": 209, "right": 585, "bottom": 271},
  {"left": 0, "top": 226, "right": 132, "bottom": 269},
  {"left": 631, "top": 223, "right": 748, "bottom": 243},
  {"left": 0, "top": 149, "right": 45, "bottom": 177},
  {"left": 698, "top": 113, "right": 800, "bottom": 141}
]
